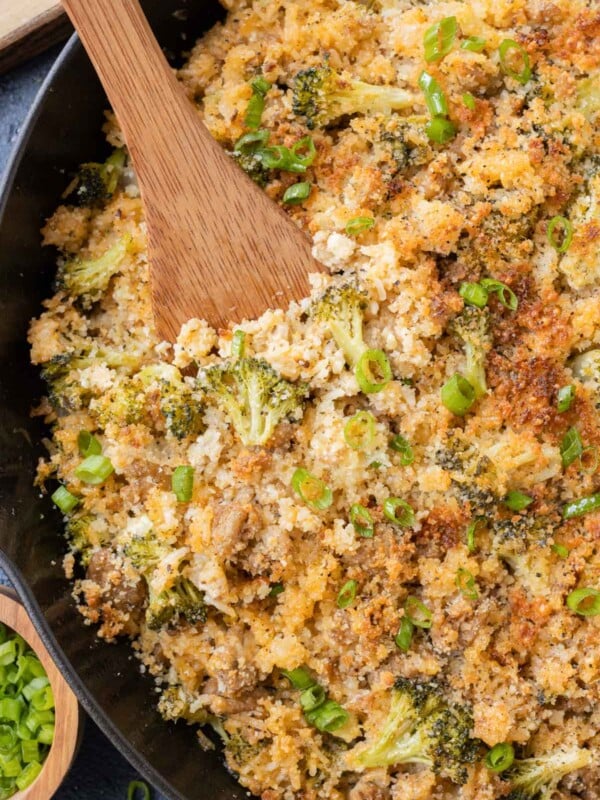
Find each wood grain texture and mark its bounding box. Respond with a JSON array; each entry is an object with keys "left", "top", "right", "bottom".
[
  {"left": 0, "top": 588, "right": 79, "bottom": 800},
  {"left": 61, "top": 0, "right": 325, "bottom": 342},
  {"left": 0, "top": 1, "right": 70, "bottom": 75}
]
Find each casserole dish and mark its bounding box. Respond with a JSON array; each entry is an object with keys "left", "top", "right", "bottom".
[{"left": 0, "top": 3, "right": 243, "bottom": 798}]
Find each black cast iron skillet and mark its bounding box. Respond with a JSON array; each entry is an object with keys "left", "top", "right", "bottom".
[{"left": 0, "top": 3, "right": 245, "bottom": 799}]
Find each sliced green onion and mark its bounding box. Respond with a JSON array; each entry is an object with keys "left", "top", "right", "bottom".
[
  {"left": 547, "top": 215, "right": 573, "bottom": 254},
  {"left": 462, "top": 92, "right": 476, "bottom": 110},
  {"left": 231, "top": 330, "right": 246, "bottom": 359},
  {"left": 127, "top": 781, "right": 151, "bottom": 800},
  {"left": 480, "top": 278, "right": 518, "bottom": 311},
  {"left": 77, "top": 430, "right": 101, "bottom": 457},
  {"left": 344, "top": 411, "right": 376, "bottom": 451},
  {"left": 51, "top": 486, "right": 79, "bottom": 514},
  {"left": 423, "top": 16, "right": 458, "bottom": 63},
  {"left": 291, "top": 468, "right": 332, "bottom": 510},
  {"left": 563, "top": 492, "right": 600, "bottom": 519},
  {"left": 74, "top": 455, "right": 114, "bottom": 485},
  {"left": 485, "top": 742, "right": 515, "bottom": 773},
  {"left": 305, "top": 699, "right": 349, "bottom": 733},
  {"left": 459, "top": 281, "right": 488, "bottom": 308},
  {"left": 234, "top": 129, "right": 270, "bottom": 154},
  {"left": 37, "top": 724, "right": 54, "bottom": 745},
  {"left": 580, "top": 445, "right": 599, "bottom": 474},
  {"left": 0, "top": 727, "right": 16, "bottom": 754},
  {"left": 466, "top": 516, "right": 487, "bottom": 553},
  {"left": 560, "top": 427, "right": 583, "bottom": 469},
  {"left": 394, "top": 617, "right": 414, "bottom": 652},
  {"left": 245, "top": 78, "right": 271, "bottom": 130},
  {"left": 425, "top": 116, "right": 457, "bottom": 144},
  {"left": 283, "top": 181, "right": 311, "bottom": 204},
  {"left": 345, "top": 216, "right": 375, "bottom": 236},
  {"left": 441, "top": 373, "right": 475, "bottom": 416},
  {"left": 349, "top": 504, "right": 374, "bottom": 538},
  {"left": 499, "top": 39, "right": 531, "bottom": 84},
  {"left": 383, "top": 497, "right": 415, "bottom": 528},
  {"left": 504, "top": 490, "right": 533, "bottom": 511},
  {"left": 299, "top": 684, "right": 326, "bottom": 711},
  {"left": 172, "top": 465, "right": 194, "bottom": 503},
  {"left": 355, "top": 349, "right": 392, "bottom": 394},
  {"left": 461, "top": 36, "right": 487, "bottom": 52},
  {"left": 557, "top": 384, "right": 575, "bottom": 413},
  {"left": 337, "top": 580, "right": 358, "bottom": 609},
  {"left": 418, "top": 71, "right": 449, "bottom": 117},
  {"left": 269, "top": 582, "right": 284, "bottom": 597},
  {"left": 390, "top": 434, "right": 414, "bottom": 466},
  {"left": 551, "top": 543, "right": 569, "bottom": 559},
  {"left": 455, "top": 568, "right": 479, "bottom": 600},
  {"left": 566, "top": 587, "right": 600, "bottom": 617},
  {"left": 20, "top": 741, "right": 39, "bottom": 764},
  {"left": 291, "top": 136, "right": 317, "bottom": 168},
  {"left": 281, "top": 667, "right": 314, "bottom": 690},
  {"left": 16, "top": 762, "right": 42, "bottom": 791},
  {"left": 404, "top": 596, "right": 433, "bottom": 629}
]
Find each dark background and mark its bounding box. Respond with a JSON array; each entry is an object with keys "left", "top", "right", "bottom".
[{"left": 0, "top": 48, "right": 167, "bottom": 800}]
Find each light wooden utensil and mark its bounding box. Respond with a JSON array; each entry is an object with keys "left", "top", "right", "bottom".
[
  {"left": 0, "top": 588, "right": 79, "bottom": 800},
  {"left": 61, "top": 0, "right": 324, "bottom": 342},
  {"left": 0, "top": 1, "right": 68, "bottom": 74}
]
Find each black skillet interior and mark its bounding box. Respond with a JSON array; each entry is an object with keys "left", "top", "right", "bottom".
[{"left": 0, "top": 3, "right": 245, "bottom": 799}]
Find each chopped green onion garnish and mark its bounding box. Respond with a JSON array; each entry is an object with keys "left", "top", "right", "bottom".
[
  {"left": 480, "top": 278, "right": 518, "bottom": 310},
  {"left": 462, "top": 92, "right": 476, "bottom": 110},
  {"left": 172, "top": 465, "right": 194, "bottom": 502},
  {"left": 304, "top": 699, "right": 349, "bottom": 733},
  {"left": 51, "top": 485, "right": 79, "bottom": 514},
  {"left": 127, "top": 781, "right": 151, "bottom": 800},
  {"left": 466, "top": 516, "right": 487, "bottom": 553},
  {"left": 498, "top": 39, "right": 532, "bottom": 84},
  {"left": 291, "top": 468, "right": 332, "bottom": 510},
  {"left": 461, "top": 36, "right": 487, "bottom": 52},
  {"left": 455, "top": 568, "right": 479, "bottom": 600},
  {"left": 557, "top": 384, "right": 575, "bottom": 413},
  {"left": 245, "top": 77, "right": 271, "bottom": 130},
  {"left": 383, "top": 497, "right": 415, "bottom": 528},
  {"left": 281, "top": 667, "right": 314, "bottom": 690},
  {"left": 337, "top": 580, "right": 358, "bottom": 609},
  {"left": 269, "top": 582, "right": 284, "bottom": 597},
  {"left": 566, "top": 587, "right": 600, "bottom": 617},
  {"left": 581, "top": 445, "right": 599, "bottom": 474},
  {"left": 547, "top": 215, "right": 573, "bottom": 253},
  {"left": 283, "top": 181, "right": 311, "bottom": 204},
  {"left": 390, "top": 434, "right": 414, "bottom": 466},
  {"left": 394, "top": 617, "right": 414, "bottom": 652},
  {"left": 299, "top": 684, "right": 326, "bottom": 712},
  {"left": 345, "top": 216, "right": 375, "bottom": 236},
  {"left": 425, "top": 116, "right": 456, "bottom": 144},
  {"left": 459, "top": 281, "right": 488, "bottom": 308},
  {"left": 504, "top": 490, "right": 533, "bottom": 511},
  {"left": 485, "top": 742, "right": 515, "bottom": 772},
  {"left": 231, "top": 330, "right": 246, "bottom": 359},
  {"left": 252, "top": 76, "right": 271, "bottom": 95},
  {"left": 355, "top": 349, "right": 392, "bottom": 394},
  {"left": 423, "top": 16, "right": 458, "bottom": 63},
  {"left": 344, "top": 411, "right": 376, "bottom": 451},
  {"left": 16, "top": 762, "right": 42, "bottom": 791},
  {"left": 234, "top": 129, "right": 270, "bottom": 154},
  {"left": 551, "top": 543, "right": 569, "bottom": 559},
  {"left": 563, "top": 492, "right": 600, "bottom": 519},
  {"left": 560, "top": 427, "right": 583, "bottom": 469},
  {"left": 441, "top": 373, "right": 475, "bottom": 416},
  {"left": 418, "top": 71, "right": 449, "bottom": 117},
  {"left": 404, "top": 596, "right": 433, "bottom": 629},
  {"left": 349, "top": 504, "right": 374, "bottom": 538},
  {"left": 74, "top": 455, "right": 114, "bottom": 485},
  {"left": 77, "top": 430, "right": 101, "bottom": 457}
]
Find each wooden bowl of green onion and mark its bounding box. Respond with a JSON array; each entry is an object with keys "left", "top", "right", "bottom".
[{"left": 0, "top": 587, "right": 79, "bottom": 799}]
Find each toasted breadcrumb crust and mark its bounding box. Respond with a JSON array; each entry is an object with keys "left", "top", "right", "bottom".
[{"left": 28, "top": 0, "right": 600, "bottom": 798}]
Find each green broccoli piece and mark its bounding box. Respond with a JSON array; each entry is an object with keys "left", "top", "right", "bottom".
[
  {"left": 158, "top": 685, "right": 210, "bottom": 725},
  {"left": 198, "top": 357, "right": 308, "bottom": 447},
  {"left": 450, "top": 306, "right": 492, "bottom": 399},
  {"left": 505, "top": 746, "right": 592, "bottom": 800},
  {"left": 577, "top": 73, "right": 600, "bottom": 120},
  {"left": 311, "top": 283, "right": 369, "bottom": 367},
  {"left": 232, "top": 150, "right": 271, "bottom": 187},
  {"left": 89, "top": 376, "right": 147, "bottom": 427},
  {"left": 347, "top": 677, "right": 478, "bottom": 784},
  {"left": 124, "top": 533, "right": 172, "bottom": 575},
  {"left": 146, "top": 576, "right": 207, "bottom": 631},
  {"left": 65, "top": 515, "right": 94, "bottom": 566},
  {"left": 67, "top": 148, "right": 126, "bottom": 206},
  {"left": 139, "top": 365, "right": 205, "bottom": 440},
  {"left": 57, "top": 235, "right": 131, "bottom": 306},
  {"left": 292, "top": 65, "right": 415, "bottom": 129}
]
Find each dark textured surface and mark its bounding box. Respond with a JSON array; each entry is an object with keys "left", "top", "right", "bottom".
[{"left": 0, "top": 51, "right": 163, "bottom": 800}]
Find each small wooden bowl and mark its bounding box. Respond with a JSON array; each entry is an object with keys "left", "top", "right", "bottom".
[{"left": 0, "top": 587, "right": 79, "bottom": 800}]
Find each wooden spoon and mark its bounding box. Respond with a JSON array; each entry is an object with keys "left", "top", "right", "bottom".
[{"left": 61, "top": 0, "right": 324, "bottom": 342}]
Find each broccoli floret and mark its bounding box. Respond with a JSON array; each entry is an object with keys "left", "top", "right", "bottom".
[
  {"left": 146, "top": 576, "right": 207, "bottom": 630},
  {"left": 577, "top": 73, "right": 600, "bottom": 120},
  {"left": 232, "top": 150, "right": 271, "bottom": 187},
  {"left": 450, "top": 306, "right": 492, "bottom": 399},
  {"left": 57, "top": 236, "right": 131, "bottom": 306},
  {"left": 89, "top": 376, "right": 147, "bottom": 427},
  {"left": 292, "top": 65, "right": 415, "bottom": 129},
  {"left": 139, "top": 365, "right": 205, "bottom": 440},
  {"left": 67, "top": 148, "right": 126, "bottom": 206},
  {"left": 158, "top": 685, "right": 210, "bottom": 725},
  {"left": 311, "top": 283, "right": 369, "bottom": 367},
  {"left": 65, "top": 515, "right": 94, "bottom": 566},
  {"left": 505, "top": 746, "right": 592, "bottom": 800},
  {"left": 347, "top": 678, "right": 478, "bottom": 784},
  {"left": 124, "top": 533, "right": 172, "bottom": 575},
  {"left": 198, "top": 357, "right": 308, "bottom": 447}
]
